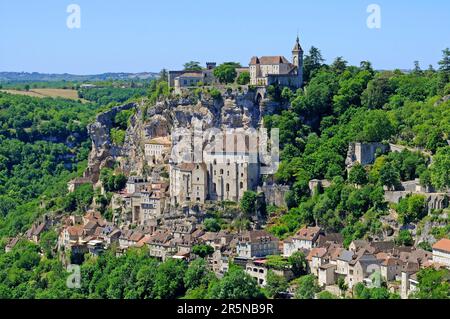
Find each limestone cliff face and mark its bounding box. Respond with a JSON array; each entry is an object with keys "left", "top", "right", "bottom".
[
  {"left": 85, "top": 103, "right": 137, "bottom": 182},
  {"left": 85, "top": 89, "right": 283, "bottom": 179}
]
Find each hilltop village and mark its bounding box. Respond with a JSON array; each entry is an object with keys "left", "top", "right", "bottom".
[{"left": 4, "top": 37, "right": 450, "bottom": 299}]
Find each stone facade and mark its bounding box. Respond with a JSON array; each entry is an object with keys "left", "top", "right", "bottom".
[
  {"left": 345, "top": 142, "right": 389, "bottom": 169},
  {"left": 144, "top": 136, "right": 171, "bottom": 164},
  {"left": 249, "top": 37, "right": 303, "bottom": 89},
  {"left": 169, "top": 163, "right": 208, "bottom": 206}
]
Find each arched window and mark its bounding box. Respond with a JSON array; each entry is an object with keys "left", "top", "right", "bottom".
[
  {"left": 213, "top": 183, "right": 217, "bottom": 193},
  {"left": 226, "top": 184, "right": 230, "bottom": 192},
  {"left": 240, "top": 182, "right": 244, "bottom": 189},
  {"left": 220, "top": 169, "right": 224, "bottom": 175}
]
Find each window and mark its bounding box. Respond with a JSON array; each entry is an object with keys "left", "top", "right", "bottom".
[
  {"left": 227, "top": 171, "right": 230, "bottom": 176},
  {"left": 240, "top": 182, "right": 243, "bottom": 189},
  {"left": 220, "top": 169, "right": 224, "bottom": 175},
  {"left": 226, "top": 184, "right": 230, "bottom": 192}
]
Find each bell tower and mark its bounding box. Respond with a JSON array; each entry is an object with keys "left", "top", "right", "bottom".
[{"left": 292, "top": 35, "right": 304, "bottom": 87}]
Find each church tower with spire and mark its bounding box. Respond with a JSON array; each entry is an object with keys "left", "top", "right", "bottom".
[{"left": 292, "top": 35, "right": 304, "bottom": 87}]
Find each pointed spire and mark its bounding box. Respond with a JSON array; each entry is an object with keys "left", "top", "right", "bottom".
[{"left": 293, "top": 34, "right": 303, "bottom": 52}]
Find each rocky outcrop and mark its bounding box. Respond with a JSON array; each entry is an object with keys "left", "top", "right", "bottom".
[
  {"left": 85, "top": 89, "right": 279, "bottom": 180},
  {"left": 84, "top": 102, "right": 137, "bottom": 182}
]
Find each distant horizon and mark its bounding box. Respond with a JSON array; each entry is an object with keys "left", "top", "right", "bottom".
[
  {"left": 0, "top": 67, "right": 419, "bottom": 77},
  {"left": 1, "top": 0, "right": 449, "bottom": 74}
]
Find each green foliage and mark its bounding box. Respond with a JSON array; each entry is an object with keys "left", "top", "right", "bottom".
[
  {"left": 430, "top": 147, "right": 450, "bottom": 190},
  {"left": 265, "top": 271, "right": 288, "bottom": 298},
  {"left": 0, "top": 92, "right": 99, "bottom": 236},
  {"left": 413, "top": 268, "right": 450, "bottom": 299},
  {"left": 0, "top": 92, "right": 97, "bottom": 143},
  {"left": 191, "top": 245, "right": 214, "bottom": 258},
  {"left": 379, "top": 162, "right": 401, "bottom": 190},
  {"left": 396, "top": 195, "right": 427, "bottom": 224},
  {"left": 213, "top": 63, "right": 239, "bottom": 84},
  {"left": 417, "top": 241, "right": 432, "bottom": 252},
  {"left": 114, "top": 109, "right": 134, "bottom": 130},
  {"left": 183, "top": 259, "right": 212, "bottom": 292},
  {"left": 267, "top": 84, "right": 283, "bottom": 102},
  {"left": 148, "top": 80, "right": 169, "bottom": 104},
  {"left": 294, "top": 275, "right": 320, "bottom": 299},
  {"left": 348, "top": 163, "right": 368, "bottom": 185},
  {"left": 317, "top": 291, "right": 337, "bottom": 299},
  {"left": 62, "top": 183, "right": 94, "bottom": 213},
  {"left": 207, "top": 265, "right": 264, "bottom": 299},
  {"left": 209, "top": 88, "right": 222, "bottom": 100},
  {"left": 240, "top": 191, "right": 257, "bottom": 216},
  {"left": 78, "top": 87, "right": 146, "bottom": 105},
  {"left": 110, "top": 128, "right": 126, "bottom": 146},
  {"left": 288, "top": 251, "right": 308, "bottom": 277},
  {"left": 100, "top": 169, "right": 127, "bottom": 192},
  {"left": 395, "top": 230, "right": 414, "bottom": 246},
  {"left": 183, "top": 61, "right": 202, "bottom": 71},
  {"left": 353, "top": 283, "right": 400, "bottom": 299},
  {"left": 236, "top": 71, "right": 250, "bottom": 85},
  {"left": 303, "top": 46, "right": 325, "bottom": 84},
  {"left": 265, "top": 255, "right": 290, "bottom": 270},
  {"left": 362, "top": 73, "right": 394, "bottom": 109},
  {"left": 203, "top": 218, "right": 221, "bottom": 232},
  {"left": 352, "top": 110, "right": 394, "bottom": 143}
]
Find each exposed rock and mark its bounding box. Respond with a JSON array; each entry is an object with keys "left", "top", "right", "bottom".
[
  {"left": 85, "top": 89, "right": 277, "bottom": 180},
  {"left": 84, "top": 102, "right": 137, "bottom": 182},
  {"left": 434, "top": 94, "right": 450, "bottom": 106}
]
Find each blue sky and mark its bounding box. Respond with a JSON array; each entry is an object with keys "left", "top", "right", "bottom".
[{"left": 0, "top": 0, "right": 449, "bottom": 74}]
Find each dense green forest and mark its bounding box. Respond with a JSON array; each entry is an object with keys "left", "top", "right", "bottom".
[
  {"left": 265, "top": 48, "right": 450, "bottom": 247},
  {"left": 0, "top": 92, "right": 102, "bottom": 236},
  {"left": 78, "top": 87, "right": 148, "bottom": 106}
]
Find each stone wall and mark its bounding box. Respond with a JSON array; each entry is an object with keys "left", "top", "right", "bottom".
[
  {"left": 346, "top": 142, "right": 390, "bottom": 169},
  {"left": 258, "top": 184, "right": 290, "bottom": 207}
]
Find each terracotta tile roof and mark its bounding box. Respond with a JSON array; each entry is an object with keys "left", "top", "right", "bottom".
[
  {"left": 67, "top": 225, "right": 84, "bottom": 237},
  {"left": 433, "top": 238, "right": 450, "bottom": 253},
  {"left": 249, "top": 56, "right": 290, "bottom": 65},
  {"left": 381, "top": 257, "right": 402, "bottom": 267},
  {"left": 130, "top": 231, "right": 145, "bottom": 242},
  {"left": 296, "top": 226, "right": 322, "bottom": 241},
  {"left": 201, "top": 232, "right": 218, "bottom": 242},
  {"left": 307, "top": 247, "right": 327, "bottom": 261},
  {"left": 179, "top": 72, "right": 204, "bottom": 78},
  {"left": 238, "top": 230, "right": 277, "bottom": 244}
]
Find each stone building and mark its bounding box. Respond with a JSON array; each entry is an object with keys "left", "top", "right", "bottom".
[
  {"left": 345, "top": 142, "right": 389, "bottom": 169},
  {"left": 204, "top": 149, "right": 259, "bottom": 203},
  {"left": 169, "top": 163, "right": 208, "bottom": 206},
  {"left": 236, "top": 230, "right": 279, "bottom": 259},
  {"left": 432, "top": 238, "right": 450, "bottom": 268},
  {"left": 126, "top": 176, "right": 148, "bottom": 194},
  {"left": 145, "top": 136, "right": 172, "bottom": 164},
  {"left": 168, "top": 62, "right": 218, "bottom": 93},
  {"left": 249, "top": 36, "right": 303, "bottom": 88},
  {"left": 169, "top": 130, "right": 262, "bottom": 205}
]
